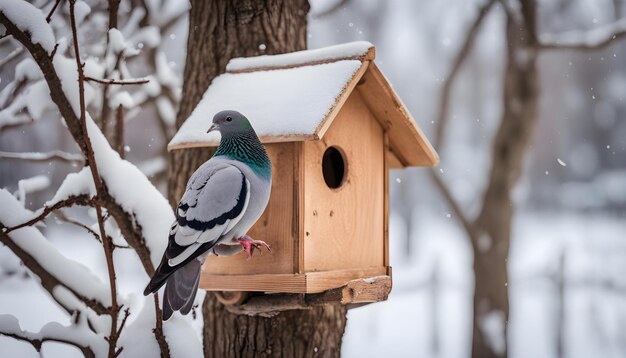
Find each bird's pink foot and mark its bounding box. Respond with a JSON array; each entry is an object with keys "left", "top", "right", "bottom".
[{"left": 238, "top": 236, "right": 271, "bottom": 260}]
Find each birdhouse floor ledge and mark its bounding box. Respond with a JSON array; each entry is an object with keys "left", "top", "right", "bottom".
[
  {"left": 214, "top": 275, "right": 392, "bottom": 317},
  {"left": 201, "top": 266, "right": 391, "bottom": 294}
]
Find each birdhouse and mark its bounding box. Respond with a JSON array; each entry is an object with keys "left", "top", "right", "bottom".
[{"left": 168, "top": 42, "right": 438, "bottom": 304}]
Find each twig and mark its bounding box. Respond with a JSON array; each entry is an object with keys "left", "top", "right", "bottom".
[
  {"left": 115, "top": 105, "right": 125, "bottom": 158},
  {"left": 4, "top": 195, "right": 93, "bottom": 234},
  {"left": 46, "top": 0, "right": 63, "bottom": 23},
  {"left": 429, "top": 170, "right": 476, "bottom": 238},
  {"left": 153, "top": 295, "right": 171, "bottom": 358},
  {"left": 0, "top": 47, "right": 22, "bottom": 69},
  {"left": 69, "top": 2, "right": 120, "bottom": 356},
  {"left": 116, "top": 307, "right": 130, "bottom": 336},
  {"left": 85, "top": 76, "right": 149, "bottom": 85},
  {"left": 108, "top": 0, "right": 120, "bottom": 29},
  {"left": 55, "top": 211, "right": 100, "bottom": 240},
  {"left": 0, "top": 78, "right": 27, "bottom": 109},
  {"left": 54, "top": 211, "right": 131, "bottom": 249},
  {"left": 434, "top": 0, "right": 497, "bottom": 149},
  {"left": 0, "top": 150, "right": 84, "bottom": 164},
  {"left": 429, "top": 0, "right": 495, "bottom": 244},
  {"left": 49, "top": 43, "right": 59, "bottom": 60}
]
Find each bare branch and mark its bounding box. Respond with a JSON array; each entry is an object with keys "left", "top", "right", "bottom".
[
  {"left": 85, "top": 76, "right": 149, "bottom": 85},
  {"left": 429, "top": 169, "right": 476, "bottom": 238},
  {"left": 69, "top": 1, "right": 120, "bottom": 355},
  {"left": 55, "top": 210, "right": 100, "bottom": 239},
  {"left": 434, "top": 0, "right": 497, "bottom": 149},
  {"left": 0, "top": 150, "right": 84, "bottom": 164},
  {"left": 4, "top": 195, "right": 92, "bottom": 234},
  {"left": 539, "top": 17, "right": 626, "bottom": 50}
]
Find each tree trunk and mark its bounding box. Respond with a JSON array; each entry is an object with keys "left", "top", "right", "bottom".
[
  {"left": 470, "top": 2, "right": 539, "bottom": 357},
  {"left": 168, "top": 1, "right": 348, "bottom": 356},
  {"left": 168, "top": 0, "right": 309, "bottom": 206}
]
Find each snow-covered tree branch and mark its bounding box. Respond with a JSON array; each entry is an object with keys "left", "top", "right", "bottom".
[
  {"left": 0, "top": 314, "right": 105, "bottom": 358},
  {"left": 539, "top": 16, "right": 626, "bottom": 50},
  {"left": 0, "top": 0, "right": 197, "bottom": 356}
]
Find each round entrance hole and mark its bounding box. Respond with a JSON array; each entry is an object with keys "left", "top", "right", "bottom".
[{"left": 322, "top": 146, "right": 346, "bottom": 189}]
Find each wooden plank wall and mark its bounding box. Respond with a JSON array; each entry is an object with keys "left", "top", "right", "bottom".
[
  {"left": 303, "top": 90, "right": 385, "bottom": 272},
  {"left": 201, "top": 142, "right": 297, "bottom": 275}
]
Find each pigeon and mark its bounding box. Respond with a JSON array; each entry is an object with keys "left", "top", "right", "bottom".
[{"left": 143, "top": 110, "right": 272, "bottom": 320}]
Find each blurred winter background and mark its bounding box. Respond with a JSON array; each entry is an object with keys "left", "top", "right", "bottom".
[{"left": 1, "top": 0, "right": 625, "bottom": 357}]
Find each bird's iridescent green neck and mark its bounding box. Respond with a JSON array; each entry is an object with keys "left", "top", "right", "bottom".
[{"left": 215, "top": 131, "right": 272, "bottom": 180}]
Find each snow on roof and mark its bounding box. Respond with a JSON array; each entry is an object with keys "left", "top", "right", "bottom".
[
  {"left": 170, "top": 59, "right": 363, "bottom": 147},
  {"left": 169, "top": 41, "right": 438, "bottom": 167},
  {"left": 226, "top": 41, "right": 374, "bottom": 72},
  {"left": 169, "top": 42, "right": 375, "bottom": 149}
]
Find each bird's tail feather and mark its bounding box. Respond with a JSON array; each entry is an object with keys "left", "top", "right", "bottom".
[
  {"left": 143, "top": 257, "right": 174, "bottom": 296},
  {"left": 162, "top": 259, "right": 202, "bottom": 320}
]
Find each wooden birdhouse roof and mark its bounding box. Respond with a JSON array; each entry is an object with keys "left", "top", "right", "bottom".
[{"left": 168, "top": 41, "right": 438, "bottom": 167}]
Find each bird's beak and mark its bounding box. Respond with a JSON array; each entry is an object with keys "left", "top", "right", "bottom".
[{"left": 207, "top": 123, "right": 218, "bottom": 133}]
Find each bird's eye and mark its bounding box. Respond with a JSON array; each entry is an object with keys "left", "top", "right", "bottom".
[{"left": 226, "top": 116, "right": 233, "bottom": 122}]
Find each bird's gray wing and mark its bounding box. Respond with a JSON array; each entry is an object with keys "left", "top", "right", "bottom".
[
  {"left": 143, "top": 162, "right": 250, "bottom": 296},
  {"left": 168, "top": 163, "right": 250, "bottom": 265}
]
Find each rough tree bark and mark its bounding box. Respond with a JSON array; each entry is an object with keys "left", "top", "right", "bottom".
[
  {"left": 470, "top": 2, "right": 539, "bottom": 358},
  {"left": 168, "top": 1, "right": 348, "bottom": 357}
]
